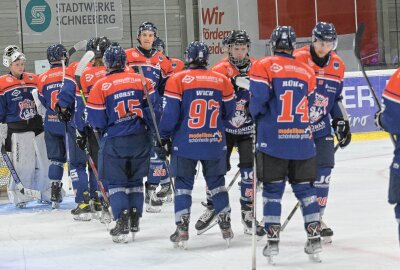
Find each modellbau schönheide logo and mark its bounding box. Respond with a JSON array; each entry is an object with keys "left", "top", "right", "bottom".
[{"left": 25, "top": 0, "right": 51, "bottom": 32}]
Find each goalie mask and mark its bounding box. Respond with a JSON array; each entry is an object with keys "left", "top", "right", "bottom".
[{"left": 3, "top": 45, "right": 26, "bottom": 68}]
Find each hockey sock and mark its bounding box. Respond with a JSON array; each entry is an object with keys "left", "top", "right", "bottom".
[
  {"left": 49, "top": 160, "right": 64, "bottom": 181},
  {"left": 127, "top": 180, "right": 144, "bottom": 217},
  {"left": 292, "top": 182, "right": 320, "bottom": 229},
  {"left": 88, "top": 169, "right": 99, "bottom": 198},
  {"left": 70, "top": 165, "right": 89, "bottom": 203},
  {"left": 313, "top": 167, "right": 332, "bottom": 215},
  {"left": 109, "top": 185, "right": 130, "bottom": 219},
  {"left": 240, "top": 167, "right": 253, "bottom": 207},
  {"left": 388, "top": 165, "right": 400, "bottom": 204},
  {"left": 262, "top": 181, "right": 285, "bottom": 231},
  {"left": 206, "top": 175, "right": 230, "bottom": 215},
  {"left": 147, "top": 149, "right": 168, "bottom": 186},
  {"left": 174, "top": 176, "right": 194, "bottom": 224}
]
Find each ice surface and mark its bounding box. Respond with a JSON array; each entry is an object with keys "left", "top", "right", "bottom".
[{"left": 0, "top": 139, "right": 399, "bottom": 270}]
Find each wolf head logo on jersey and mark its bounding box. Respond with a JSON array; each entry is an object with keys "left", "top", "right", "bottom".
[
  {"left": 309, "top": 92, "right": 328, "bottom": 123},
  {"left": 229, "top": 99, "right": 248, "bottom": 128},
  {"left": 19, "top": 99, "right": 36, "bottom": 120}
]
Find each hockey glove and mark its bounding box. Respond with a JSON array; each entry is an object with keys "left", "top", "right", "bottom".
[
  {"left": 232, "top": 74, "right": 250, "bottom": 91},
  {"left": 75, "top": 129, "right": 88, "bottom": 151},
  {"left": 332, "top": 118, "right": 351, "bottom": 148},
  {"left": 154, "top": 138, "right": 171, "bottom": 160},
  {"left": 54, "top": 103, "right": 72, "bottom": 122},
  {"left": 374, "top": 111, "right": 384, "bottom": 130}
]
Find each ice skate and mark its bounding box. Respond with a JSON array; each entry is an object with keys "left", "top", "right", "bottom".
[
  {"left": 195, "top": 203, "right": 216, "bottom": 234},
  {"left": 130, "top": 208, "right": 140, "bottom": 240},
  {"left": 16, "top": 202, "right": 27, "bottom": 208},
  {"left": 304, "top": 222, "right": 322, "bottom": 263},
  {"left": 320, "top": 219, "right": 333, "bottom": 244},
  {"left": 90, "top": 192, "right": 103, "bottom": 220},
  {"left": 156, "top": 182, "right": 173, "bottom": 203},
  {"left": 110, "top": 209, "right": 130, "bottom": 243},
  {"left": 100, "top": 205, "right": 112, "bottom": 229},
  {"left": 50, "top": 181, "right": 63, "bottom": 209},
  {"left": 241, "top": 204, "right": 264, "bottom": 235},
  {"left": 262, "top": 224, "right": 281, "bottom": 265},
  {"left": 170, "top": 214, "right": 189, "bottom": 249},
  {"left": 145, "top": 183, "right": 163, "bottom": 213},
  {"left": 217, "top": 212, "right": 234, "bottom": 247},
  {"left": 71, "top": 191, "right": 92, "bottom": 221}
]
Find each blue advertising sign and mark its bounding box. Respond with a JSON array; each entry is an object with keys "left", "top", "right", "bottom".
[{"left": 342, "top": 70, "right": 396, "bottom": 133}]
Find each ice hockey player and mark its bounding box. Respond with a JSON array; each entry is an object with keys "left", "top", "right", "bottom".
[
  {"left": 86, "top": 44, "right": 152, "bottom": 243},
  {"left": 0, "top": 45, "right": 51, "bottom": 208},
  {"left": 195, "top": 30, "right": 263, "bottom": 235},
  {"left": 37, "top": 44, "right": 74, "bottom": 209},
  {"left": 156, "top": 41, "right": 235, "bottom": 248},
  {"left": 75, "top": 36, "right": 112, "bottom": 220},
  {"left": 126, "top": 21, "right": 173, "bottom": 212},
  {"left": 375, "top": 69, "right": 400, "bottom": 244},
  {"left": 249, "top": 26, "right": 322, "bottom": 263},
  {"left": 153, "top": 37, "right": 185, "bottom": 73},
  {"left": 54, "top": 46, "right": 93, "bottom": 219},
  {"left": 294, "top": 22, "right": 350, "bottom": 243}
]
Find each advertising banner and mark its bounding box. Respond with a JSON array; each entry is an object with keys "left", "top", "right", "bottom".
[{"left": 18, "top": 0, "right": 123, "bottom": 43}]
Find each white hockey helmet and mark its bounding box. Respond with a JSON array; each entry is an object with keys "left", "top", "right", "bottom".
[{"left": 3, "top": 45, "right": 26, "bottom": 67}]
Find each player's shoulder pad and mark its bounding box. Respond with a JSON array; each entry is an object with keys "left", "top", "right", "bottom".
[{"left": 23, "top": 72, "right": 39, "bottom": 83}]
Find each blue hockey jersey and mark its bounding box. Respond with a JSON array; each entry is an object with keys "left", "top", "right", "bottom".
[
  {"left": 159, "top": 68, "right": 235, "bottom": 160},
  {"left": 249, "top": 53, "right": 316, "bottom": 160},
  {"left": 294, "top": 46, "right": 346, "bottom": 138}
]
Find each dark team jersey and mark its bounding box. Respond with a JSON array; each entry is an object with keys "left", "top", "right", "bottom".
[
  {"left": 211, "top": 58, "right": 255, "bottom": 135},
  {"left": 86, "top": 70, "right": 154, "bottom": 139},
  {"left": 57, "top": 61, "right": 81, "bottom": 129},
  {"left": 249, "top": 53, "right": 316, "bottom": 160},
  {"left": 294, "top": 46, "right": 346, "bottom": 138},
  {"left": 381, "top": 68, "right": 400, "bottom": 134},
  {"left": 38, "top": 65, "right": 65, "bottom": 135},
  {"left": 159, "top": 68, "right": 235, "bottom": 160},
  {"left": 126, "top": 47, "right": 173, "bottom": 116},
  {"left": 75, "top": 65, "right": 107, "bottom": 131},
  {"left": 0, "top": 72, "right": 39, "bottom": 123}
]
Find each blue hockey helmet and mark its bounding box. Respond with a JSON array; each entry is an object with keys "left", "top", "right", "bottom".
[
  {"left": 86, "top": 37, "right": 96, "bottom": 52},
  {"left": 270, "top": 26, "right": 296, "bottom": 54},
  {"left": 137, "top": 21, "right": 158, "bottom": 38},
  {"left": 153, "top": 37, "right": 165, "bottom": 52},
  {"left": 47, "top": 44, "right": 69, "bottom": 65},
  {"left": 184, "top": 41, "right": 209, "bottom": 66},
  {"left": 103, "top": 44, "right": 126, "bottom": 70},
  {"left": 312, "top": 22, "right": 338, "bottom": 50}
]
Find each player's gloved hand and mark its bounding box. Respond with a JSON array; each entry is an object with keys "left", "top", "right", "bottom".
[
  {"left": 0, "top": 123, "right": 7, "bottom": 146},
  {"left": 54, "top": 103, "right": 72, "bottom": 122},
  {"left": 75, "top": 129, "right": 88, "bottom": 151},
  {"left": 232, "top": 74, "right": 250, "bottom": 91},
  {"left": 374, "top": 110, "right": 384, "bottom": 130},
  {"left": 332, "top": 118, "right": 351, "bottom": 148},
  {"left": 154, "top": 138, "right": 171, "bottom": 160}
]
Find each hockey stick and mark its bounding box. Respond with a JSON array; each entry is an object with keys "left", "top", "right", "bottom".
[
  {"left": 354, "top": 23, "right": 396, "bottom": 145},
  {"left": 280, "top": 144, "right": 340, "bottom": 232},
  {"left": 251, "top": 124, "right": 257, "bottom": 270},
  {"left": 75, "top": 51, "right": 95, "bottom": 90},
  {"left": 197, "top": 169, "right": 241, "bottom": 235},
  {"left": 68, "top": 40, "right": 88, "bottom": 57},
  {"left": 137, "top": 66, "right": 176, "bottom": 193},
  {"left": 1, "top": 145, "right": 42, "bottom": 199}
]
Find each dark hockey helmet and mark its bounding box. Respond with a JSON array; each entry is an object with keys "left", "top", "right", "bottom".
[
  {"left": 86, "top": 37, "right": 96, "bottom": 52},
  {"left": 137, "top": 21, "right": 158, "bottom": 38},
  {"left": 184, "top": 41, "right": 209, "bottom": 66},
  {"left": 227, "top": 30, "right": 251, "bottom": 66},
  {"left": 152, "top": 37, "right": 165, "bottom": 52},
  {"left": 270, "top": 26, "right": 296, "bottom": 54},
  {"left": 222, "top": 32, "right": 232, "bottom": 47},
  {"left": 93, "top": 36, "right": 112, "bottom": 58},
  {"left": 47, "top": 44, "right": 69, "bottom": 65},
  {"left": 103, "top": 44, "right": 126, "bottom": 70},
  {"left": 312, "top": 22, "right": 338, "bottom": 50}
]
